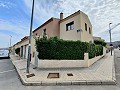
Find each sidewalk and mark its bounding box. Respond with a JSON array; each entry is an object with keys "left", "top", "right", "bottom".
[{"left": 10, "top": 52, "right": 116, "bottom": 86}]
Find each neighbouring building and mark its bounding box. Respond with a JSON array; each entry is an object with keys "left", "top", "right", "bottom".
[
  {"left": 13, "top": 36, "right": 29, "bottom": 59},
  {"left": 93, "top": 36, "right": 102, "bottom": 41},
  {"left": 93, "top": 36, "right": 105, "bottom": 41}
]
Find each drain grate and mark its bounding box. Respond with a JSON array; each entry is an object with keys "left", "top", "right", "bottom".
[
  {"left": 67, "top": 73, "right": 73, "bottom": 76},
  {"left": 47, "top": 73, "right": 59, "bottom": 78}
]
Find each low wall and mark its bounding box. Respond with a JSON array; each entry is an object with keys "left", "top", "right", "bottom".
[{"left": 37, "top": 47, "right": 106, "bottom": 68}]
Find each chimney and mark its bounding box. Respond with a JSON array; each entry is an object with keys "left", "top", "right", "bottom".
[{"left": 60, "top": 12, "right": 63, "bottom": 20}]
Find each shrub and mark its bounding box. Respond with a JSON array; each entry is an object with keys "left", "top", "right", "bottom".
[
  {"left": 15, "top": 48, "right": 20, "bottom": 55},
  {"left": 95, "top": 45, "right": 103, "bottom": 56},
  {"left": 35, "top": 37, "right": 103, "bottom": 60},
  {"left": 87, "top": 43, "right": 96, "bottom": 59},
  {"left": 94, "top": 40, "right": 106, "bottom": 47}
]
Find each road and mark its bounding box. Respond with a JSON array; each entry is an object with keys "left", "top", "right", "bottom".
[{"left": 0, "top": 49, "right": 120, "bottom": 90}]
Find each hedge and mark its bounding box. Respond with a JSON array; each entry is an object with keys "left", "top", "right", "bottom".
[
  {"left": 94, "top": 40, "right": 106, "bottom": 47},
  {"left": 35, "top": 37, "right": 103, "bottom": 60}
]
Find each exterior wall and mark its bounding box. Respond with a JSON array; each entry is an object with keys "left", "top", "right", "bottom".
[
  {"left": 33, "top": 18, "right": 60, "bottom": 38},
  {"left": 80, "top": 11, "right": 93, "bottom": 42},
  {"left": 60, "top": 11, "right": 93, "bottom": 42},
  {"left": 60, "top": 14, "right": 81, "bottom": 41},
  {"left": 16, "top": 39, "right": 29, "bottom": 59},
  {"left": 25, "top": 45, "right": 28, "bottom": 59}
]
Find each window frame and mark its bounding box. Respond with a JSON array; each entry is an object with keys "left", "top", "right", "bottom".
[
  {"left": 66, "top": 21, "right": 74, "bottom": 31},
  {"left": 85, "top": 23, "right": 87, "bottom": 31}
]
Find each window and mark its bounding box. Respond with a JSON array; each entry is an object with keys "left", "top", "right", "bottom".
[
  {"left": 89, "top": 27, "right": 91, "bottom": 34},
  {"left": 85, "top": 23, "right": 87, "bottom": 31},
  {"left": 66, "top": 21, "right": 74, "bottom": 31},
  {"left": 42, "top": 29, "right": 46, "bottom": 35}
]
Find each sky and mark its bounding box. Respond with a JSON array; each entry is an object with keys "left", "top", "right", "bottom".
[{"left": 0, "top": 0, "right": 120, "bottom": 48}]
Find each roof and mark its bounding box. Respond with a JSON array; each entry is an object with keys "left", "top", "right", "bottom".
[
  {"left": 21, "top": 36, "right": 29, "bottom": 41},
  {"left": 33, "top": 17, "right": 60, "bottom": 33},
  {"left": 13, "top": 36, "right": 29, "bottom": 46},
  {"left": 60, "top": 10, "right": 81, "bottom": 23}
]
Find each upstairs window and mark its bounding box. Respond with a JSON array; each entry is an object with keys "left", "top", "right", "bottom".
[
  {"left": 42, "top": 29, "right": 46, "bottom": 35},
  {"left": 89, "top": 27, "right": 91, "bottom": 34},
  {"left": 66, "top": 21, "right": 74, "bottom": 31},
  {"left": 85, "top": 23, "right": 87, "bottom": 31}
]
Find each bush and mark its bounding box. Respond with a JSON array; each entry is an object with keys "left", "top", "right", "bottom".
[
  {"left": 35, "top": 37, "right": 103, "bottom": 60},
  {"left": 95, "top": 45, "right": 103, "bottom": 56},
  {"left": 87, "top": 43, "right": 96, "bottom": 59},
  {"left": 94, "top": 40, "right": 106, "bottom": 47},
  {"left": 15, "top": 48, "right": 20, "bottom": 55}
]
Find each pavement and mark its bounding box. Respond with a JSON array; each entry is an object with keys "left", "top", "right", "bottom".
[{"left": 10, "top": 52, "right": 116, "bottom": 86}]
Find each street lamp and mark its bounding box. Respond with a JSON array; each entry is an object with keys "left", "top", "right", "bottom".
[
  {"left": 26, "top": 0, "right": 34, "bottom": 73},
  {"left": 10, "top": 35, "right": 12, "bottom": 47},
  {"left": 9, "top": 35, "right": 12, "bottom": 53},
  {"left": 109, "top": 23, "right": 112, "bottom": 56}
]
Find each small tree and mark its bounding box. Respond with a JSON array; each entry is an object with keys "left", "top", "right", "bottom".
[{"left": 15, "top": 48, "right": 20, "bottom": 55}]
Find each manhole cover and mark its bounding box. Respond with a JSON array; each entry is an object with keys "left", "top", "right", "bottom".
[
  {"left": 67, "top": 73, "right": 73, "bottom": 76},
  {"left": 47, "top": 73, "right": 59, "bottom": 78},
  {"left": 26, "top": 73, "right": 35, "bottom": 78}
]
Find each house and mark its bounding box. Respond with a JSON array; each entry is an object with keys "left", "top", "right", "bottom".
[
  {"left": 13, "top": 10, "right": 93, "bottom": 61},
  {"left": 60, "top": 10, "right": 93, "bottom": 42},
  {"left": 33, "top": 10, "right": 93, "bottom": 42},
  {"left": 31, "top": 10, "right": 93, "bottom": 60}
]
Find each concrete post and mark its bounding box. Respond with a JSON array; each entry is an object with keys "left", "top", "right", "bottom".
[{"left": 84, "top": 53, "right": 89, "bottom": 67}]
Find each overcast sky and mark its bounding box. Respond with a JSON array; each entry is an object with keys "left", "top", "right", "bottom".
[{"left": 0, "top": 0, "right": 120, "bottom": 48}]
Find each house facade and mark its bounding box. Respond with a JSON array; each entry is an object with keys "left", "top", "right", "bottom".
[{"left": 60, "top": 10, "right": 93, "bottom": 42}]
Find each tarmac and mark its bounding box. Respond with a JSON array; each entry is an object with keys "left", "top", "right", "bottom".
[{"left": 10, "top": 52, "right": 116, "bottom": 86}]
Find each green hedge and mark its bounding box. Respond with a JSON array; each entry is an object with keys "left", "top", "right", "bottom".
[
  {"left": 35, "top": 37, "right": 103, "bottom": 60},
  {"left": 94, "top": 40, "right": 106, "bottom": 47}
]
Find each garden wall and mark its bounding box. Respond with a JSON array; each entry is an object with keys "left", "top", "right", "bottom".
[{"left": 38, "top": 47, "right": 106, "bottom": 68}]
